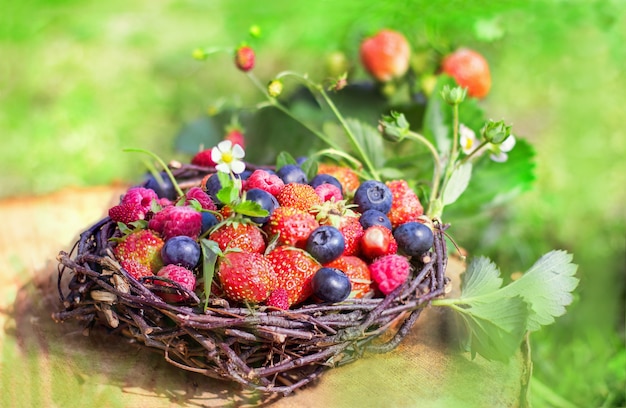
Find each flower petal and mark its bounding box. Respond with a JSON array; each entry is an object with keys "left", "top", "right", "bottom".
[
  {"left": 490, "top": 151, "right": 509, "bottom": 162},
  {"left": 230, "top": 160, "right": 246, "bottom": 174},
  {"left": 500, "top": 135, "right": 516, "bottom": 152},
  {"left": 211, "top": 147, "right": 223, "bottom": 163},
  {"left": 217, "top": 140, "right": 233, "bottom": 152},
  {"left": 215, "top": 163, "right": 231, "bottom": 173},
  {"left": 232, "top": 144, "right": 245, "bottom": 159}
]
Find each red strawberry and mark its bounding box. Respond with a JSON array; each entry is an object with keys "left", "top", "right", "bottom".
[
  {"left": 317, "top": 164, "right": 361, "bottom": 195},
  {"left": 276, "top": 183, "right": 321, "bottom": 212},
  {"left": 185, "top": 187, "right": 217, "bottom": 210},
  {"left": 244, "top": 169, "right": 284, "bottom": 196},
  {"left": 360, "top": 29, "right": 411, "bottom": 82},
  {"left": 265, "top": 288, "right": 290, "bottom": 310},
  {"left": 336, "top": 215, "right": 364, "bottom": 256},
  {"left": 386, "top": 179, "right": 424, "bottom": 228},
  {"left": 149, "top": 205, "right": 202, "bottom": 240},
  {"left": 217, "top": 252, "right": 277, "bottom": 303},
  {"left": 266, "top": 206, "right": 319, "bottom": 247},
  {"left": 361, "top": 225, "right": 398, "bottom": 259},
  {"left": 325, "top": 255, "right": 373, "bottom": 299},
  {"left": 191, "top": 148, "right": 216, "bottom": 167},
  {"left": 369, "top": 254, "right": 411, "bottom": 295},
  {"left": 313, "top": 200, "right": 363, "bottom": 256},
  {"left": 266, "top": 246, "right": 321, "bottom": 306},
  {"left": 235, "top": 45, "right": 255, "bottom": 72},
  {"left": 209, "top": 222, "right": 266, "bottom": 253},
  {"left": 155, "top": 264, "right": 196, "bottom": 303},
  {"left": 224, "top": 129, "right": 245, "bottom": 149},
  {"left": 441, "top": 48, "right": 491, "bottom": 99},
  {"left": 113, "top": 229, "right": 164, "bottom": 280}
]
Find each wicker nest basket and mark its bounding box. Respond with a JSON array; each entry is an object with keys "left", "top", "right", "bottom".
[{"left": 53, "top": 163, "right": 449, "bottom": 396}]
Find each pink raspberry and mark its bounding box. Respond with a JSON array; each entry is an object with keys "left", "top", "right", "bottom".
[
  {"left": 265, "top": 288, "right": 290, "bottom": 310},
  {"left": 155, "top": 264, "right": 196, "bottom": 303},
  {"left": 315, "top": 183, "right": 343, "bottom": 202},
  {"left": 185, "top": 187, "right": 217, "bottom": 210},
  {"left": 109, "top": 187, "right": 158, "bottom": 224},
  {"left": 244, "top": 169, "right": 285, "bottom": 196},
  {"left": 369, "top": 254, "right": 411, "bottom": 295},
  {"left": 149, "top": 205, "right": 202, "bottom": 240}
]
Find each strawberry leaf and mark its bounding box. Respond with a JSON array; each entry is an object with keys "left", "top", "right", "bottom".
[
  {"left": 346, "top": 118, "right": 385, "bottom": 168},
  {"left": 232, "top": 200, "right": 269, "bottom": 217},
  {"left": 443, "top": 162, "right": 472, "bottom": 206},
  {"left": 300, "top": 157, "right": 319, "bottom": 181},
  {"left": 276, "top": 151, "right": 297, "bottom": 170},
  {"left": 200, "top": 239, "right": 221, "bottom": 311},
  {"left": 433, "top": 250, "right": 578, "bottom": 361}
]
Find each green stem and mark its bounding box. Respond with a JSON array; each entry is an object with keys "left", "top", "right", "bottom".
[
  {"left": 405, "top": 131, "right": 443, "bottom": 218},
  {"left": 460, "top": 140, "right": 490, "bottom": 164},
  {"left": 246, "top": 72, "right": 342, "bottom": 151},
  {"left": 123, "top": 148, "right": 184, "bottom": 197}
]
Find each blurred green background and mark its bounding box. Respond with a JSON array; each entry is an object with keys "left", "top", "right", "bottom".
[{"left": 2, "top": 0, "right": 624, "bottom": 406}]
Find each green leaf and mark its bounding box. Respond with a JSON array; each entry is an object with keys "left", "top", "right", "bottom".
[
  {"left": 300, "top": 157, "right": 319, "bottom": 181},
  {"left": 452, "top": 295, "right": 530, "bottom": 362},
  {"left": 423, "top": 76, "right": 454, "bottom": 155},
  {"left": 496, "top": 250, "right": 579, "bottom": 331},
  {"left": 345, "top": 117, "right": 385, "bottom": 168},
  {"left": 443, "top": 162, "right": 472, "bottom": 206},
  {"left": 460, "top": 256, "right": 503, "bottom": 298},
  {"left": 276, "top": 151, "right": 297, "bottom": 170},
  {"left": 233, "top": 200, "right": 269, "bottom": 217},
  {"left": 200, "top": 239, "right": 221, "bottom": 311}
]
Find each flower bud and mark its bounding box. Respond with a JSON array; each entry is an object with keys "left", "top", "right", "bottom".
[
  {"left": 192, "top": 48, "right": 208, "bottom": 61},
  {"left": 481, "top": 120, "right": 512, "bottom": 144},
  {"left": 249, "top": 25, "right": 261, "bottom": 38},
  {"left": 440, "top": 84, "right": 467, "bottom": 105},
  {"left": 378, "top": 111, "right": 410, "bottom": 142},
  {"left": 235, "top": 45, "right": 255, "bottom": 72},
  {"left": 267, "top": 79, "right": 283, "bottom": 98}
]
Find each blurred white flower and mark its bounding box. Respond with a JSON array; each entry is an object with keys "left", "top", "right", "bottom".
[
  {"left": 460, "top": 123, "right": 516, "bottom": 162},
  {"left": 459, "top": 124, "right": 478, "bottom": 155},
  {"left": 489, "top": 135, "right": 516, "bottom": 162},
  {"left": 211, "top": 140, "right": 246, "bottom": 174}
]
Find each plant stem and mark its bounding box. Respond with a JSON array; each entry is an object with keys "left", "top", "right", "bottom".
[
  {"left": 405, "top": 131, "right": 443, "bottom": 218},
  {"left": 460, "top": 140, "right": 490, "bottom": 164},
  {"left": 123, "top": 148, "right": 184, "bottom": 197},
  {"left": 246, "top": 72, "right": 342, "bottom": 152}
]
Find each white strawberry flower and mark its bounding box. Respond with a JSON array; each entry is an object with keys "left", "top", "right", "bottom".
[
  {"left": 459, "top": 123, "right": 516, "bottom": 162},
  {"left": 459, "top": 124, "right": 478, "bottom": 155},
  {"left": 489, "top": 134, "right": 516, "bottom": 162},
  {"left": 211, "top": 140, "right": 246, "bottom": 174}
]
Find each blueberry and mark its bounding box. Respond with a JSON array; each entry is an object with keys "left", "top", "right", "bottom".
[
  {"left": 239, "top": 169, "right": 253, "bottom": 180},
  {"left": 277, "top": 164, "right": 307, "bottom": 184},
  {"left": 161, "top": 236, "right": 201, "bottom": 269},
  {"left": 311, "top": 267, "right": 352, "bottom": 303},
  {"left": 359, "top": 209, "right": 392, "bottom": 230},
  {"left": 296, "top": 156, "right": 308, "bottom": 166},
  {"left": 203, "top": 173, "right": 223, "bottom": 203},
  {"left": 306, "top": 226, "right": 345, "bottom": 264},
  {"left": 393, "top": 222, "right": 434, "bottom": 257},
  {"left": 309, "top": 174, "right": 343, "bottom": 194},
  {"left": 200, "top": 212, "right": 219, "bottom": 235},
  {"left": 353, "top": 180, "right": 393, "bottom": 214},
  {"left": 244, "top": 188, "right": 279, "bottom": 224},
  {"left": 143, "top": 171, "right": 177, "bottom": 200}
]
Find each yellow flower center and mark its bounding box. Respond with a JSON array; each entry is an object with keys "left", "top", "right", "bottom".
[
  {"left": 463, "top": 137, "right": 474, "bottom": 151},
  {"left": 221, "top": 151, "right": 233, "bottom": 163}
]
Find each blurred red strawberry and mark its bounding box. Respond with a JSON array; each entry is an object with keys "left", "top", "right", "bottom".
[
  {"left": 360, "top": 29, "right": 410, "bottom": 82},
  {"left": 441, "top": 48, "right": 491, "bottom": 99}
]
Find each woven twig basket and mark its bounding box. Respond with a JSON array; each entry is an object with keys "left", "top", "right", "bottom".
[{"left": 53, "top": 163, "right": 449, "bottom": 396}]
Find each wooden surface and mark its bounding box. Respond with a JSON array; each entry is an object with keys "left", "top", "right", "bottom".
[{"left": 0, "top": 186, "right": 529, "bottom": 408}]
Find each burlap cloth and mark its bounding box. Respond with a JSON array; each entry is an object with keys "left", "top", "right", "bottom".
[{"left": 0, "top": 186, "right": 529, "bottom": 408}]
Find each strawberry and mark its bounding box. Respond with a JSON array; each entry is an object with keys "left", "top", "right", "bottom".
[
  {"left": 317, "top": 164, "right": 361, "bottom": 196},
  {"left": 336, "top": 215, "right": 364, "bottom": 256},
  {"left": 191, "top": 148, "right": 216, "bottom": 167},
  {"left": 113, "top": 229, "right": 164, "bottom": 280},
  {"left": 244, "top": 169, "right": 285, "bottom": 196},
  {"left": 313, "top": 199, "right": 363, "bottom": 256},
  {"left": 217, "top": 252, "right": 277, "bottom": 303},
  {"left": 361, "top": 225, "right": 398, "bottom": 259},
  {"left": 325, "top": 255, "right": 372, "bottom": 299},
  {"left": 209, "top": 222, "right": 266, "bottom": 253},
  {"left": 265, "top": 288, "right": 290, "bottom": 310},
  {"left": 369, "top": 254, "right": 411, "bottom": 295},
  {"left": 385, "top": 179, "right": 424, "bottom": 228},
  {"left": 224, "top": 128, "right": 245, "bottom": 149},
  {"left": 149, "top": 205, "right": 202, "bottom": 241},
  {"left": 441, "top": 48, "right": 491, "bottom": 99},
  {"left": 276, "top": 183, "right": 321, "bottom": 212},
  {"left": 266, "top": 246, "right": 321, "bottom": 306},
  {"left": 235, "top": 45, "right": 255, "bottom": 72},
  {"left": 360, "top": 29, "right": 411, "bottom": 82},
  {"left": 185, "top": 187, "right": 217, "bottom": 211},
  {"left": 266, "top": 206, "right": 319, "bottom": 248},
  {"left": 155, "top": 264, "right": 196, "bottom": 303}
]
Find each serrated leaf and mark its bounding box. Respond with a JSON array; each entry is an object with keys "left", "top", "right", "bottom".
[
  {"left": 233, "top": 200, "right": 269, "bottom": 217},
  {"left": 345, "top": 117, "right": 385, "bottom": 168},
  {"left": 452, "top": 295, "right": 530, "bottom": 362},
  {"left": 460, "top": 256, "right": 503, "bottom": 298},
  {"left": 497, "top": 250, "right": 579, "bottom": 331},
  {"left": 443, "top": 162, "right": 472, "bottom": 206}
]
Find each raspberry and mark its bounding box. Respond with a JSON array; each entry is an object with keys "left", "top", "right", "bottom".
[
  {"left": 149, "top": 205, "right": 202, "bottom": 240},
  {"left": 185, "top": 187, "right": 217, "bottom": 210},
  {"left": 244, "top": 169, "right": 285, "bottom": 196},
  {"left": 369, "top": 254, "right": 411, "bottom": 295},
  {"left": 315, "top": 183, "right": 343, "bottom": 202},
  {"left": 109, "top": 187, "right": 159, "bottom": 225}
]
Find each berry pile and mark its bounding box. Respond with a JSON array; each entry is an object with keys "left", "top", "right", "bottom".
[{"left": 107, "top": 154, "right": 434, "bottom": 310}]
